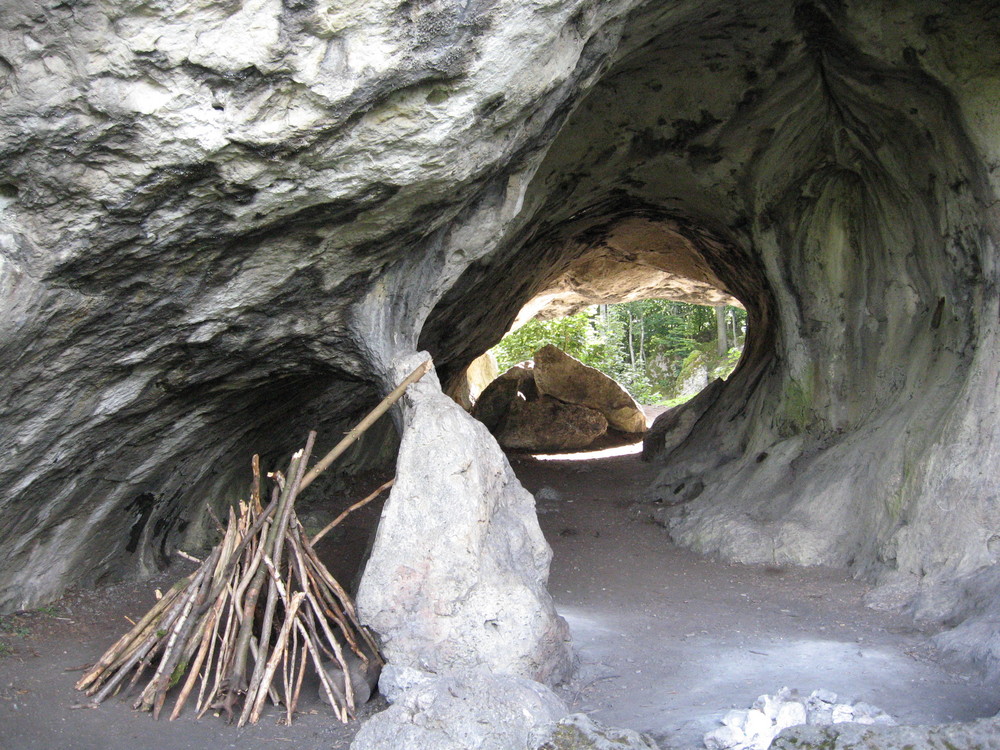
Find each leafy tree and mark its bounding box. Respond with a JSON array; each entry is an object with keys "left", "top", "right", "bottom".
[{"left": 489, "top": 300, "right": 747, "bottom": 405}]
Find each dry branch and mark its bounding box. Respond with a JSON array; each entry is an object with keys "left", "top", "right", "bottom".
[{"left": 75, "top": 360, "right": 432, "bottom": 725}]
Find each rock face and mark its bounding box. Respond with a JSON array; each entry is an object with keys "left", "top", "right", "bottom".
[
  {"left": 444, "top": 352, "right": 499, "bottom": 411},
  {"left": 1, "top": 0, "right": 1000, "bottom": 739},
  {"left": 532, "top": 713, "right": 661, "bottom": 750},
  {"left": 533, "top": 345, "right": 647, "bottom": 434}
]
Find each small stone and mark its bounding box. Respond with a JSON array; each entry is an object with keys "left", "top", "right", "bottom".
[
  {"left": 753, "top": 693, "right": 781, "bottom": 721},
  {"left": 704, "top": 725, "right": 746, "bottom": 749},
  {"left": 722, "top": 709, "right": 749, "bottom": 729},
  {"left": 744, "top": 708, "right": 775, "bottom": 749},
  {"left": 831, "top": 704, "right": 855, "bottom": 723},
  {"left": 774, "top": 701, "right": 807, "bottom": 731},
  {"left": 807, "top": 688, "right": 838, "bottom": 706},
  {"left": 807, "top": 707, "right": 833, "bottom": 726}
]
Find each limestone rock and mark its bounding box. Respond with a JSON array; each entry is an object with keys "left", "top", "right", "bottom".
[
  {"left": 497, "top": 396, "right": 608, "bottom": 452},
  {"left": 533, "top": 345, "right": 646, "bottom": 434},
  {"left": 531, "top": 712, "right": 661, "bottom": 750},
  {"left": 355, "top": 381, "right": 572, "bottom": 685},
  {"left": 2, "top": 0, "right": 1000, "bottom": 737},
  {"left": 771, "top": 716, "right": 1000, "bottom": 750},
  {"left": 350, "top": 669, "right": 567, "bottom": 750}
]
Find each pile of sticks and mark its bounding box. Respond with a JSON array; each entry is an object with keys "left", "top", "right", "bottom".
[{"left": 75, "top": 360, "right": 431, "bottom": 725}]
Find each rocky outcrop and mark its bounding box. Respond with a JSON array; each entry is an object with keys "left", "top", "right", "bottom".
[
  {"left": 771, "top": 716, "right": 1000, "bottom": 750},
  {"left": 533, "top": 345, "right": 646, "bottom": 433},
  {"left": 532, "top": 713, "right": 661, "bottom": 750},
  {"left": 1, "top": 0, "right": 1000, "bottom": 736}
]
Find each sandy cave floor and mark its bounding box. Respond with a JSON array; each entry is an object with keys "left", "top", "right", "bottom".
[{"left": 1, "top": 439, "right": 998, "bottom": 749}]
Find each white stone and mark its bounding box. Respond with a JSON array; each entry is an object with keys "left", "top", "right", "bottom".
[
  {"left": 774, "top": 701, "right": 807, "bottom": 732},
  {"left": 831, "top": 704, "right": 855, "bottom": 723},
  {"left": 722, "top": 709, "right": 749, "bottom": 729},
  {"left": 743, "top": 708, "right": 775, "bottom": 749},
  {"left": 753, "top": 693, "right": 781, "bottom": 721},
  {"left": 807, "top": 688, "right": 838, "bottom": 706},
  {"left": 704, "top": 725, "right": 746, "bottom": 750}
]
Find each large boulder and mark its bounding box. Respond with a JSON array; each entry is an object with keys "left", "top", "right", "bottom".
[
  {"left": 497, "top": 395, "right": 608, "bottom": 452},
  {"left": 355, "top": 366, "right": 572, "bottom": 685},
  {"left": 472, "top": 363, "right": 538, "bottom": 433},
  {"left": 532, "top": 345, "right": 647, "bottom": 434}
]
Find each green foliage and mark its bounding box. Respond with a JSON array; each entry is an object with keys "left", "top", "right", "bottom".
[
  {"left": 489, "top": 300, "right": 748, "bottom": 405},
  {"left": 493, "top": 311, "right": 593, "bottom": 370}
]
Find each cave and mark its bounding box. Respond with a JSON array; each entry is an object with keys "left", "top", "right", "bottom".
[{"left": 1, "top": 0, "right": 999, "bottom": 746}]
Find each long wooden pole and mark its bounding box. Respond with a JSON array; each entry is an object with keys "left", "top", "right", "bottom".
[{"left": 298, "top": 359, "right": 432, "bottom": 491}]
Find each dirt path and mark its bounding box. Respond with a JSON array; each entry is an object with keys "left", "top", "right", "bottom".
[
  {"left": 2, "top": 443, "right": 997, "bottom": 750},
  {"left": 510, "top": 444, "right": 999, "bottom": 748}
]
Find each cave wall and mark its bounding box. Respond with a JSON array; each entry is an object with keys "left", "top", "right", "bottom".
[{"left": 1, "top": 0, "right": 999, "bottom": 682}]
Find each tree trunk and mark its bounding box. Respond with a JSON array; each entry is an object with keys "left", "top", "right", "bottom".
[
  {"left": 715, "top": 305, "right": 727, "bottom": 357},
  {"left": 627, "top": 312, "right": 635, "bottom": 367}
]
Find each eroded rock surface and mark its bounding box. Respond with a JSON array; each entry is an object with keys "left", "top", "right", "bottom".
[
  {"left": 771, "top": 716, "right": 1000, "bottom": 750},
  {"left": 355, "top": 370, "right": 572, "bottom": 684},
  {"left": 1, "top": 0, "right": 999, "bottom": 736},
  {"left": 533, "top": 345, "right": 647, "bottom": 434},
  {"left": 350, "top": 669, "right": 567, "bottom": 750},
  {"left": 499, "top": 396, "right": 609, "bottom": 452}
]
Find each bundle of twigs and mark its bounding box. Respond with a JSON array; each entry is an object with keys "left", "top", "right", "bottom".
[{"left": 75, "top": 360, "right": 432, "bottom": 726}]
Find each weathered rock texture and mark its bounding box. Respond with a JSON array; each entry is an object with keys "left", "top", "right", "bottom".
[
  {"left": 472, "top": 351, "right": 646, "bottom": 451},
  {"left": 771, "top": 716, "right": 1000, "bottom": 750},
  {"left": 2, "top": 0, "right": 1000, "bottom": 729},
  {"left": 355, "top": 366, "right": 571, "bottom": 683},
  {"left": 499, "top": 396, "right": 609, "bottom": 453},
  {"left": 350, "top": 669, "right": 567, "bottom": 750},
  {"left": 533, "top": 345, "right": 646, "bottom": 433}
]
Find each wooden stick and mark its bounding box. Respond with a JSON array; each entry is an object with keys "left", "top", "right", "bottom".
[
  {"left": 310, "top": 479, "right": 394, "bottom": 545},
  {"left": 244, "top": 592, "right": 305, "bottom": 726},
  {"left": 241, "top": 434, "right": 315, "bottom": 726},
  {"left": 299, "top": 359, "right": 432, "bottom": 491}
]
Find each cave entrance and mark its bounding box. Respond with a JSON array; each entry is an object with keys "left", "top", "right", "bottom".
[{"left": 468, "top": 298, "right": 749, "bottom": 458}]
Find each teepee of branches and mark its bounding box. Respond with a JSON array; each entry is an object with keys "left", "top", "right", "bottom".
[{"left": 75, "top": 360, "right": 431, "bottom": 725}]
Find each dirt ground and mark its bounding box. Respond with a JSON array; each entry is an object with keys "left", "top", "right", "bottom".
[
  {"left": 2, "top": 436, "right": 997, "bottom": 750},
  {"left": 512, "top": 442, "right": 999, "bottom": 748}
]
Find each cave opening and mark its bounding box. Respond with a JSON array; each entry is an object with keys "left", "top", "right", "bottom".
[{"left": 3, "top": 0, "right": 1000, "bottom": 746}]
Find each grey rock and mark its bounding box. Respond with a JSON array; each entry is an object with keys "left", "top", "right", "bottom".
[
  {"left": 704, "top": 725, "right": 746, "bottom": 750},
  {"left": 355, "top": 381, "right": 572, "bottom": 685},
  {"left": 772, "top": 717, "right": 1000, "bottom": 750},
  {"left": 0, "top": 4, "right": 999, "bottom": 745},
  {"left": 531, "top": 712, "right": 660, "bottom": 750},
  {"left": 350, "top": 669, "right": 567, "bottom": 750},
  {"left": 318, "top": 649, "right": 381, "bottom": 709},
  {"left": 377, "top": 663, "right": 436, "bottom": 705},
  {"left": 532, "top": 345, "right": 646, "bottom": 434}
]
